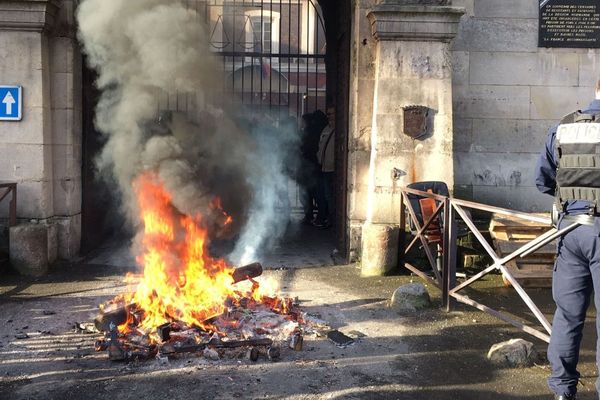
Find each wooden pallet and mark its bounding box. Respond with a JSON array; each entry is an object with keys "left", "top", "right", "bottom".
[{"left": 489, "top": 213, "right": 555, "bottom": 288}]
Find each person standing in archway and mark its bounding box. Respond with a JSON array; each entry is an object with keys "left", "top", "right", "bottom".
[
  {"left": 314, "top": 107, "right": 335, "bottom": 229},
  {"left": 298, "top": 113, "right": 321, "bottom": 225}
]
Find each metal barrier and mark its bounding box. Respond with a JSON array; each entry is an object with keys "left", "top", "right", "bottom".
[
  {"left": 0, "top": 182, "right": 17, "bottom": 227},
  {"left": 399, "top": 186, "right": 568, "bottom": 343}
]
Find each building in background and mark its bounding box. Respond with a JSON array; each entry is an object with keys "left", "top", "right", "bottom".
[
  {"left": 212, "top": 0, "right": 327, "bottom": 117},
  {"left": 156, "top": 0, "right": 327, "bottom": 120}
]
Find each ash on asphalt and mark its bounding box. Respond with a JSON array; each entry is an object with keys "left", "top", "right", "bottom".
[{"left": 0, "top": 261, "right": 598, "bottom": 400}]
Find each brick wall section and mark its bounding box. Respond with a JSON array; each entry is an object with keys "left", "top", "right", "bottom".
[{"left": 451, "top": 0, "right": 600, "bottom": 212}]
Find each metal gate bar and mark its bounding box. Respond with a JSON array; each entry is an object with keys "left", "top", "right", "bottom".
[
  {"left": 182, "top": 0, "right": 327, "bottom": 212},
  {"left": 172, "top": 1, "right": 328, "bottom": 120},
  {"left": 400, "top": 186, "right": 559, "bottom": 343}
]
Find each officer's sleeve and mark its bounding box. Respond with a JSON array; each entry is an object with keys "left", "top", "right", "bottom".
[{"left": 534, "top": 126, "right": 558, "bottom": 196}]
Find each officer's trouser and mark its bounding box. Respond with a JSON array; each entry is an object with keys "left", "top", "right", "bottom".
[{"left": 548, "top": 221, "right": 600, "bottom": 396}]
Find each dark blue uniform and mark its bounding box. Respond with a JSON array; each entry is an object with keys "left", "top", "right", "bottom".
[{"left": 535, "top": 99, "right": 600, "bottom": 397}]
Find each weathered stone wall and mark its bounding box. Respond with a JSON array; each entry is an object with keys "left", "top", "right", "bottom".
[
  {"left": 49, "top": 0, "right": 82, "bottom": 259},
  {"left": 347, "top": 0, "right": 377, "bottom": 260},
  {"left": 347, "top": 0, "right": 462, "bottom": 261},
  {"left": 451, "top": 0, "right": 600, "bottom": 212},
  {"left": 0, "top": 0, "right": 81, "bottom": 260},
  {"left": 347, "top": 0, "right": 600, "bottom": 262}
]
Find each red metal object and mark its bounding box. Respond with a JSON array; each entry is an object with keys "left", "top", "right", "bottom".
[{"left": 0, "top": 182, "right": 17, "bottom": 227}]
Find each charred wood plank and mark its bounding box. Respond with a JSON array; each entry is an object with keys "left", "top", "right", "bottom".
[
  {"left": 160, "top": 337, "right": 273, "bottom": 355},
  {"left": 94, "top": 304, "right": 130, "bottom": 332},
  {"left": 218, "top": 338, "right": 272, "bottom": 348},
  {"left": 157, "top": 322, "right": 172, "bottom": 342},
  {"left": 231, "top": 262, "right": 263, "bottom": 283}
]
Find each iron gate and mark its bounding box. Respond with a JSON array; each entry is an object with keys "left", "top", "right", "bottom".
[
  {"left": 153, "top": 1, "right": 327, "bottom": 211},
  {"left": 205, "top": 0, "right": 328, "bottom": 211},
  {"left": 154, "top": 0, "right": 327, "bottom": 120},
  {"left": 178, "top": 0, "right": 328, "bottom": 120}
]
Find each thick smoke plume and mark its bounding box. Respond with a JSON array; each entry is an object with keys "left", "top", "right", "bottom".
[
  {"left": 77, "top": 0, "right": 299, "bottom": 263},
  {"left": 231, "top": 119, "right": 299, "bottom": 265}
]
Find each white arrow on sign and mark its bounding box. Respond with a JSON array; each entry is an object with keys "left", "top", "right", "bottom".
[{"left": 2, "top": 92, "right": 15, "bottom": 115}]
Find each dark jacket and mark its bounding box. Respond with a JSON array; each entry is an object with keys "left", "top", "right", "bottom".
[{"left": 536, "top": 99, "right": 600, "bottom": 215}]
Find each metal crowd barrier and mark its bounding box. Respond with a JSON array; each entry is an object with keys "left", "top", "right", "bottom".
[{"left": 399, "top": 186, "right": 566, "bottom": 343}]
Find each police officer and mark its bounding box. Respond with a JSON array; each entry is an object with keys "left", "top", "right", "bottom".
[{"left": 535, "top": 81, "right": 600, "bottom": 400}]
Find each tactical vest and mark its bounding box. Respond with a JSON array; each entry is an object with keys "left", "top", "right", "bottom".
[{"left": 555, "top": 111, "right": 600, "bottom": 213}]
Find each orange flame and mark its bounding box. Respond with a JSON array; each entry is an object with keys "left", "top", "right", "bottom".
[
  {"left": 120, "top": 172, "right": 248, "bottom": 332},
  {"left": 210, "top": 197, "right": 233, "bottom": 226}
]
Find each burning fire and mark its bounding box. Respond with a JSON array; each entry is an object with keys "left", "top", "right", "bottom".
[
  {"left": 210, "top": 197, "right": 233, "bottom": 226},
  {"left": 117, "top": 172, "right": 272, "bottom": 333}
]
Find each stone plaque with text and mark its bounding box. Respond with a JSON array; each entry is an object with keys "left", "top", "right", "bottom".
[{"left": 539, "top": 0, "right": 600, "bottom": 48}]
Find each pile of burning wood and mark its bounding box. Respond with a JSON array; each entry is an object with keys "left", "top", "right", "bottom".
[
  {"left": 91, "top": 175, "right": 334, "bottom": 362},
  {"left": 93, "top": 263, "right": 308, "bottom": 362}
]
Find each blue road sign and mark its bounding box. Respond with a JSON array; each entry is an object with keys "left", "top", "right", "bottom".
[{"left": 0, "top": 86, "right": 22, "bottom": 121}]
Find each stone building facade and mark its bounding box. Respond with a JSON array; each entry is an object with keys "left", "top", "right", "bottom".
[
  {"left": 0, "top": 0, "right": 599, "bottom": 269},
  {"left": 346, "top": 0, "right": 600, "bottom": 263},
  {"left": 451, "top": 0, "right": 598, "bottom": 212},
  {"left": 0, "top": 0, "right": 81, "bottom": 264}
]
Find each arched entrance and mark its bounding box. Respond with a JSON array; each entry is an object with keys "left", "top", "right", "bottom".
[
  {"left": 81, "top": 0, "right": 351, "bottom": 261},
  {"left": 205, "top": 0, "right": 351, "bottom": 260}
]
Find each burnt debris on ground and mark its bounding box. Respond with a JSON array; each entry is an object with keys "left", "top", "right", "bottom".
[{"left": 92, "top": 263, "right": 331, "bottom": 363}]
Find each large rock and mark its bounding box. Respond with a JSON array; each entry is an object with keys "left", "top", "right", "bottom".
[
  {"left": 487, "top": 338, "right": 537, "bottom": 368},
  {"left": 390, "top": 283, "right": 431, "bottom": 312}
]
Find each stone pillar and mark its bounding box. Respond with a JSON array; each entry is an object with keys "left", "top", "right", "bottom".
[
  {"left": 49, "top": 0, "right": 82, "bottom": 259},
  {"left": 361, "top": 223, "right": 399, "bottom": 276},
  {"left": 0, "top": 0, "right": 81, "bottom": 271},
  {"left": 0, "top": 1, "right": 60, "bottom": 219},
  {"left": 357, "top": 1, "right": 463, "bottom": 275}
]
